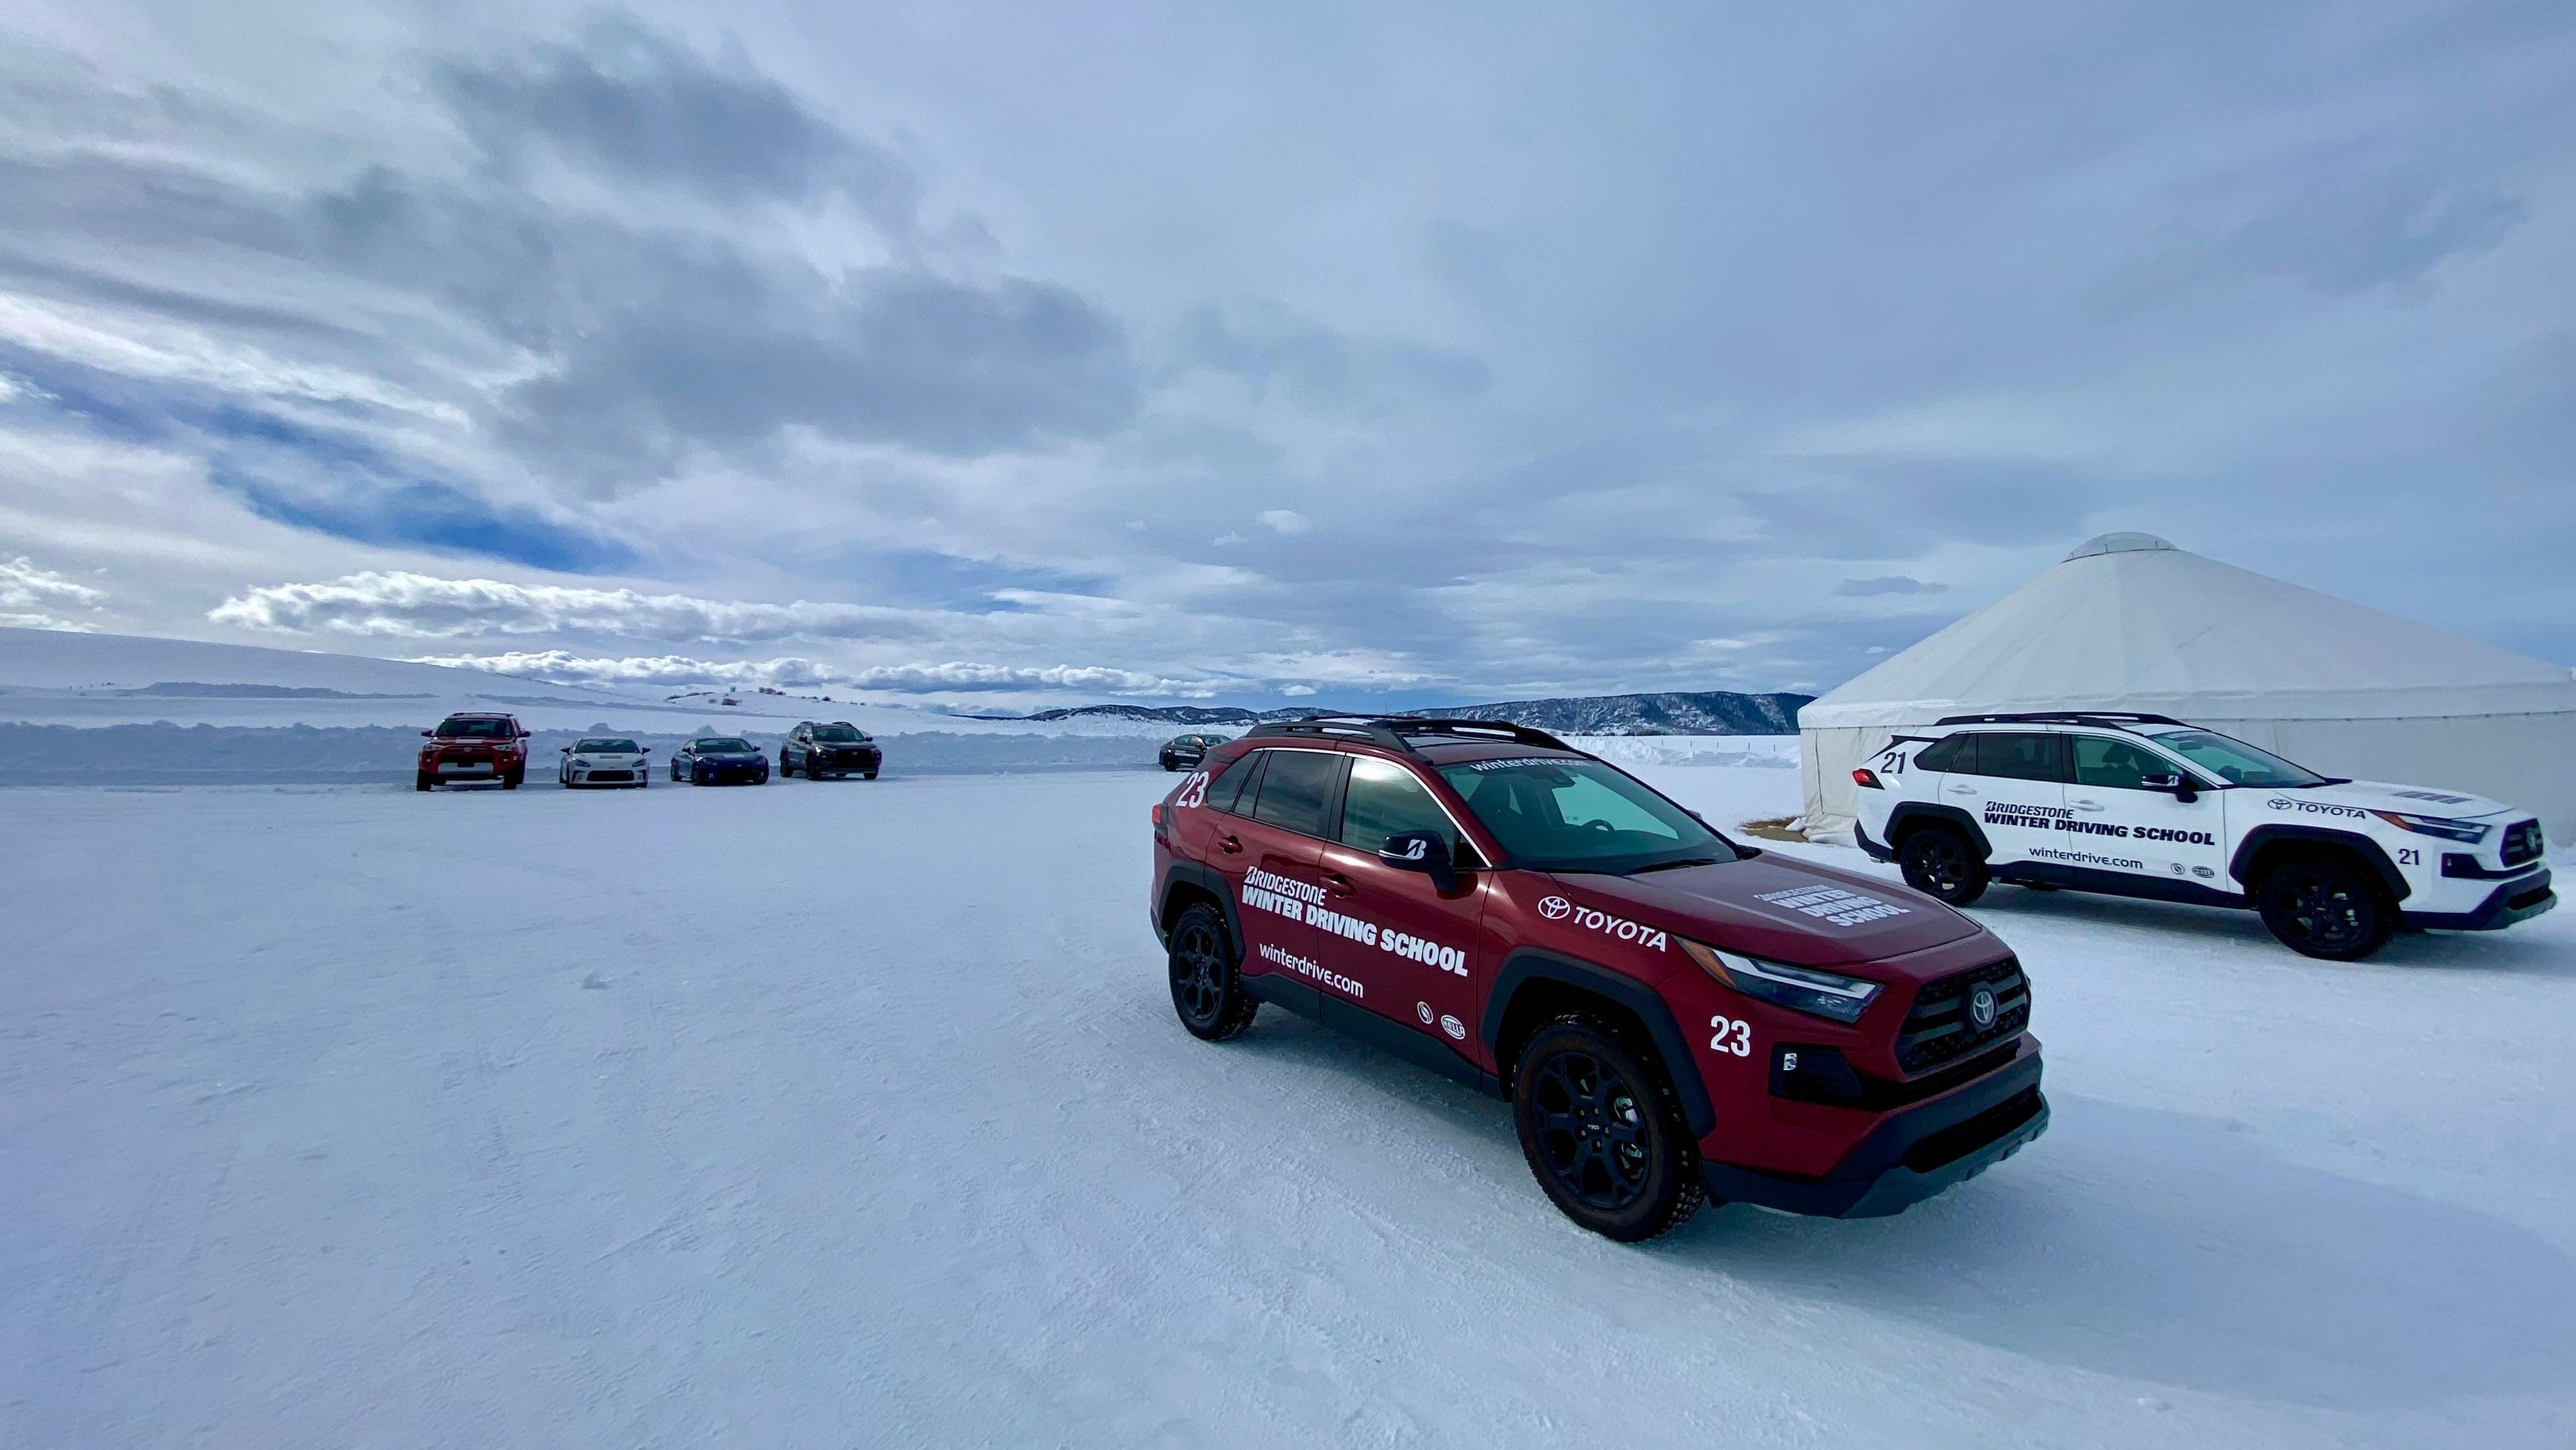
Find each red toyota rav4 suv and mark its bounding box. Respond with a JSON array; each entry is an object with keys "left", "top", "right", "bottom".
[
  {"left": 1151, "top": 718, "right": 2046, "bottom": 1241},
  {"left": 416, "top": 712, "right": 530, "bottom": 791}
]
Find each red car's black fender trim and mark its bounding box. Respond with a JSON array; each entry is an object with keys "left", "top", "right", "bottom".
[
  {"left": 1700, "top": 1040, "right": 2046, "bottom": 1219},
  {"left": 1882, "top": 802, "right": 1993, "bottom": 859},
  {"left": 1482, "top": 949, "right": 1716, "bottom": 1137},
  {"left": 2227, "top": 824, "right": 2411, "bottom": 902},
  {"left": 1155, "top": 861, "right": 1248, "bottom": 965}
]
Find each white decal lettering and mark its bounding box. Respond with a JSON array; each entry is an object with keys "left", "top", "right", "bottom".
[
  {"left": 1258, "top": 941, "right": 1365, "bottom": 999},
  {"left": 1754, "top": 885, "right": 1913, "bottom": 929}
]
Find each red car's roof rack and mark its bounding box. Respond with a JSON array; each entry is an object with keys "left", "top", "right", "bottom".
[{"left": 1243, "top": 715, "right": 1578, "bottom": 756}]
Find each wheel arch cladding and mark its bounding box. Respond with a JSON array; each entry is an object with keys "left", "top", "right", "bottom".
[
  {"left": 1888, "top": 802, "right": 1992, "bottom": 859},
  {"left": 2231, "top": 825, "right": 2410, "bottom": 902},
  {"left": 1158, "top": 862, "right": 1246, "bottom": 963},
  {"left": 1482, "top": 949, "right": 1715, "bottom": 1137}
]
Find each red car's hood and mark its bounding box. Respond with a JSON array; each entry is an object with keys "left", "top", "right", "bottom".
[{"left": 1550, "top": 851, "right": 1987, "bottom": 976}]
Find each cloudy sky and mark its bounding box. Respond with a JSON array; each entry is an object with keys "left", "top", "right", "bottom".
[{"left": 1, "top": 1, "right": 2570, "bottom": 709}]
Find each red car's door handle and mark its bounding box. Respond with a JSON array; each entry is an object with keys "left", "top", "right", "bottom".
[
  {"left": 1324, "top": 871, "right": 1355, "bottom": 896},
  {"left": 1218, "top": 835, "right": 1243, "bottom": 854}
]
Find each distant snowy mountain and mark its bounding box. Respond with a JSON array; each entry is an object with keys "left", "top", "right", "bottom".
[
  {"left": 969, "top": 689, "right": 1812, "bottom": 735},
  {"left": 1410, "top": 690, "right": 1810, "bottom": 736},
  {"left": 972, "top": 703, "right": 1300, "bottom": 726}
]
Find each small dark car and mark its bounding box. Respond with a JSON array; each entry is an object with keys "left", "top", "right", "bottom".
[
  {"left": 416, "top": 712, "right": 529, "bottom": 790},
  {"left": 672, "top": 736, "right": 770, "bottom": 785},
  {"left": 783, "top": 721, "right": 881, "bottom": 779},
  {"left": 1159, "top": 733, "right": 1229, "bottom": 772}
]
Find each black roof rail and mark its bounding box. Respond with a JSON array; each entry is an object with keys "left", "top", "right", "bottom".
[
  {"left": 1241, "top": 715, "right": 1580, "bottom": 756},
  {"left": 1243, "top": 717, "right": 1420, "bottom": 754},
  {"left": 1933, "top": 710, "right": 2189, "bottom": 729},
  {"left": 1388, "top": 717, "right": 1577, "bottom": 752}
]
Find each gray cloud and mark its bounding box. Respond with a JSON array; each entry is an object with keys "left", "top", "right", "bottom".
[
  {"left": 4, "top": 3, "right": 2572, "bottom": 703},
  {"left": 434, "top": 13, "right": 920, "bottom": 233},
  {"left": 416, "top": 649, "right": 1218, "bottom": 696},
  {"left": 210, "top": 572, "right": 938, "bottom": 643},
  {"left": 499, "top": 262, "right": 1138, "bottom": 480},
  {"left": 2103, "top": 155, "right": 2530, "bottom": 308},
  {"left": 1835, "top": 575, "right": 1947, "bottom": 597},
  {"left": 413, "top": 650, "right": 842, "bottom": 687},
  {"left": 1175, "top": 302, "right": 1489, "bottom": 414},
  {"left": 0, "top": 14, "right": 1140, "bottom": 499}
]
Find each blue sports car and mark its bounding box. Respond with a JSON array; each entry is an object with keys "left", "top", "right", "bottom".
[{"left": 670, "top": 735, "right": 771, "bottom": 785}]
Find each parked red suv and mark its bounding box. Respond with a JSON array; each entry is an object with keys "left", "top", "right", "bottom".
[
  {"left": 1151, "top": 718, "right": 2046, "bottom": 1241},
  {"left": 416, "top": 712, "right": 530, "bottom": 790}
]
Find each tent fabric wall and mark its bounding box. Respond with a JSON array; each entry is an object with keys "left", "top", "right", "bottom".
[{"left": 1796, "top": 535, "right": 2576, "bottom": 843}]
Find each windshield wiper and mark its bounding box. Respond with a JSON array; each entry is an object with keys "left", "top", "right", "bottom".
[{"left": 1629, "top": 856, "right": 1724, "bottom": 875}]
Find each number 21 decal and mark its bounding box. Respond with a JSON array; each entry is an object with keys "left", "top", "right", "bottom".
[
  {"left": 1709, "top": 1016, "right": 1752, "bottom": 1057},
  {"left": 2396, "top": 847, "right": 2421, "bottom": 866}
]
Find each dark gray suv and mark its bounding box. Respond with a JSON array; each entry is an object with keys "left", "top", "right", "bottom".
[
  {"left": 782, "top": 721, "right": 882, "bottom": 780},
  {"left": 1158, "top": 733, "right": 1229, "bottom": 772}
]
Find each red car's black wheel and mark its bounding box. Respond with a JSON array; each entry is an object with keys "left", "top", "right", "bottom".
[
  {"left": 1512, "top": 1016, "right": 1702, "bottom": 1242},
  {"left": 1167, "top": 903, "right": 1257, "bottom": 1041}
]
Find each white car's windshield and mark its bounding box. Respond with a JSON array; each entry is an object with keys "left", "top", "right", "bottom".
[
  {"left": 573, "top": 738, "right": 638, "bottom": 754},
  {"left": 2140, "top": 728, "right": 2327, "bottom": 788}
]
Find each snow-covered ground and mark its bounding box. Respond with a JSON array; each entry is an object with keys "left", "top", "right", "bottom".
[{"left": 6, "top": 767, "right": 2572, "bottom": 1447}]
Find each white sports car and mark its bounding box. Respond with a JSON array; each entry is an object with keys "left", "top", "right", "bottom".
[{"left": 558, "top": 737, "right": 650, "bottom": 789}]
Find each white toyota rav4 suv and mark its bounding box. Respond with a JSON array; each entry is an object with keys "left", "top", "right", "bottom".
[{"left": 1852, "top": 712, "right": 2553, "bottom": 960}]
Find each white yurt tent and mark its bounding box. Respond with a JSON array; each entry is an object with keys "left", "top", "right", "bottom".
[{"left": 1799, "top": 533, "right": 2576, "bottom": 841}]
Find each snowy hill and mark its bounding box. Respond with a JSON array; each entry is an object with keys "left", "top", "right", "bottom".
[{"left": 970, "top": 689, "right": 1814, "bottom": 735}]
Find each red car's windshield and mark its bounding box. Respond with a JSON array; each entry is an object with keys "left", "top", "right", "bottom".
[{"left": 1436, "top": 757, "right": 1736, "bottom": 873}]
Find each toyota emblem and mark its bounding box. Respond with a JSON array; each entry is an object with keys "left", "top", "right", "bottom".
[
  {"left": 1967, "top": 984, "right": 1998, "bottom": 1031},
  {"left": 1538, "top": 895, "right": 1572, "bottom": 919}
]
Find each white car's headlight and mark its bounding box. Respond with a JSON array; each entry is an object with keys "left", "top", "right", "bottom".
[
  {"left": 2369, "top": 811, "right": 2490, "bottom": 844},
  {"left": 1681, "top": 940, "right": 1884, "bottom": 1024}
]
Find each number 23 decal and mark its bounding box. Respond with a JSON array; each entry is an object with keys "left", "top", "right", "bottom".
[
  {"left": 1174, "top": 770, "right": 1210, "bottom": 809},
  {"left": 1709, "top": 1015, "right": 1752, "bottom": 1057}
]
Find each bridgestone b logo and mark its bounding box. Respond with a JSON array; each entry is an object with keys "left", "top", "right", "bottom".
[{"left": 1755, "top": 885, "right": 1913, "bottom": 928}]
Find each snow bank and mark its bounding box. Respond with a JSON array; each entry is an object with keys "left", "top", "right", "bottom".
[
  {"left": 7, "top": 773, "right": 2572, "bottom": 1446},
  {"left": 0, "top": 722, "right": 1173, "bottom": 784},
  {"left": 1569, "top": 733, "right": 1800, "bottom": 770}
]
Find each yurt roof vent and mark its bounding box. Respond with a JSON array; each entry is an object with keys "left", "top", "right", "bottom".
[{"left": 2064, "top": 531, "right": 2176, "bottom": 561}]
